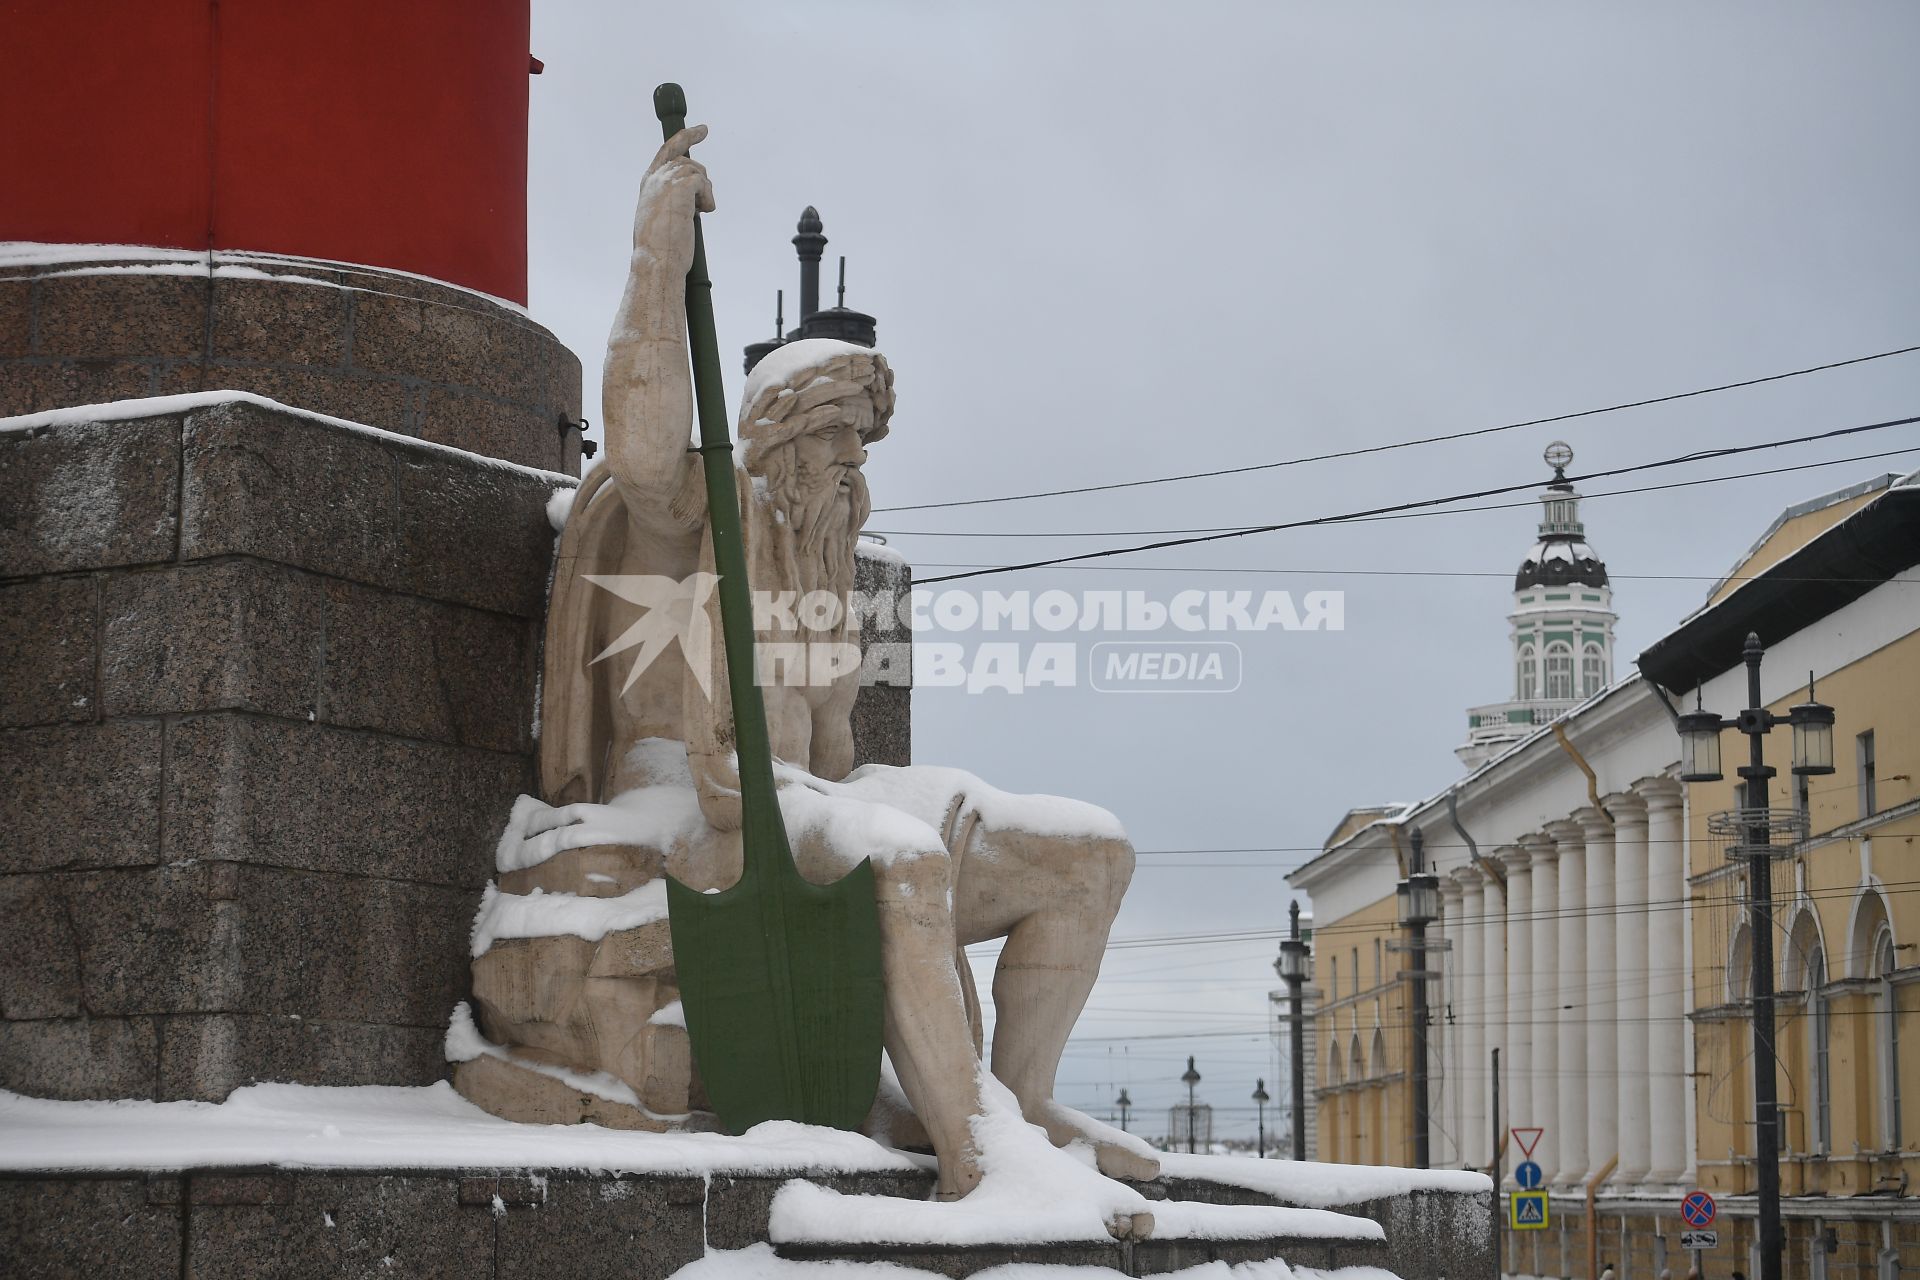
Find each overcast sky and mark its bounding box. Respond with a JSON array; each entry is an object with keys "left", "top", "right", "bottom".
[{"left": 524, "top": 1, "right": 1920, "bottom": 1146}]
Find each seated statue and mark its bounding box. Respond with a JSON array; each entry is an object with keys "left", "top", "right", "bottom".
[{"left": 455, "top": 124, "right": 1156, "bottom": 1208}]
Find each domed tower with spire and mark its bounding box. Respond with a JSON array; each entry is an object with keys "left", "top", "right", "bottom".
[{"left": 1456, "top": 442, "right": 1618, "bottom": 769}]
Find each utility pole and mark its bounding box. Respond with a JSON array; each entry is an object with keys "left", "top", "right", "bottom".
[{"left": 1276, "top": 901, "right": 1310, "bottom": 1160}]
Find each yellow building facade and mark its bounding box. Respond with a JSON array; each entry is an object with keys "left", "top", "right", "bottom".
[{"left": 1294, "top": 470, "right": 1920, "bottom": 1278}]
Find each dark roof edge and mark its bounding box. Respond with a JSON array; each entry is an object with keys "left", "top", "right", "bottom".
[{"left": 1637, "top": 485, "right": 1920, "bottom": 694}]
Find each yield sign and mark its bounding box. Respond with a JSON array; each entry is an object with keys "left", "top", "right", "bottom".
[{"left": 1510, "top": 1127, "right": 1545, "bottom": 1159}]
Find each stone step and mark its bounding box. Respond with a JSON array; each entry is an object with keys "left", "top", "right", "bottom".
[{"left": 777, "top": 1233, "right": 1390, "bottom": 1278}]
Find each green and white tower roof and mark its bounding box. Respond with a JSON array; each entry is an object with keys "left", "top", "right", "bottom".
[{"left": 1457, "top": 442, "right": 1618, "bottom": 770}]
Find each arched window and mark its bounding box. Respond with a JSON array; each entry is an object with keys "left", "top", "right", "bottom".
[
  {"left": 1370, "top": 1027, "right": 1389, "bottom": 1078},
  {"left": 1581, "top": 644, "right": 1606, "bottom": 698},
  {"left": 1808, "top": 945, "right": 1831, "bottom": 1152},
  {"left": 1517, "top": 645, "right": 1538, "bottom": 700},
  {"left": 1349, "top": 1035, "right": 1364, "bottom": 1084},
  {"left": 1729, "top": 923, "right": 1753, "bottom": 1004},
  {"left": 1850, "top": 889, "right": 1891, "bottom": 980},
  {"left": 1784, "top": 907, "right": 1831, "bottom": 1152},
  {"left": 1853, "top": 889, "right": 1901, "bottom": 1147},
  {"left": 1544, "top": 643, "right": 1574, "bottom": 700},
  {"left": 1326, "top": 1037, "right": 1343, "bottom": 1086},
  {"left": 1874, "top": 926, "right": 1902, "bottom": 1150}
]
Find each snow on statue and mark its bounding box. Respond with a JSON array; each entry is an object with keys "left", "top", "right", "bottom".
[{"left": 453, "top": 122, "right": 1157, "bottom": 1221}]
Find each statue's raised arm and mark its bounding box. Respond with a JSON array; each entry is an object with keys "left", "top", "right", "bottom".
[{"left": 602, "top": 125, "right": 715, "bottom": 518}]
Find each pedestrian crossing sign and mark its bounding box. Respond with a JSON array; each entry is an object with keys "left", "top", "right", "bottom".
[{"left": 1510, "top": 1191, "right": 1549, "bottom": 1230}]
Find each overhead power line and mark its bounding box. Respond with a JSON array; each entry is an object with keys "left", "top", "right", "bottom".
[
  {"left": 916, "top": 415, "right": 1920, "bottom": 584},
  {"left": 873, "top": 342, "right": 1920, "bottom": 514},
  {"left": 874, "top": 447, "right": 1919, "bottom": 542}
]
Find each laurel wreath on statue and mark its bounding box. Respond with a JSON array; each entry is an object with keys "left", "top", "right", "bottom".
[{"left": 738, "top": 349, "right": 896, "bottom": 473}]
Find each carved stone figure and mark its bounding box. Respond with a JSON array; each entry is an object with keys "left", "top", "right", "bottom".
[{"left": 455, "top": 125, "right": 1155, "bottom": 1207}]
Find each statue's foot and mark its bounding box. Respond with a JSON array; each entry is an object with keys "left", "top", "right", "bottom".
[
  {"left": 1106, "top": 1210, "right": 1155, "bottom": 1241},
  {"left": 933, "top": 1160, "right": 983, "bottom": 1202},
  {"left": 1028, "top": 1100, "right": 1163, "bottom": 1182}
]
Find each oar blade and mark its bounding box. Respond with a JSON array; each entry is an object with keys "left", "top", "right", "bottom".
[{"left": 667, "top": 856, "right": 885, "bottom": 1134}]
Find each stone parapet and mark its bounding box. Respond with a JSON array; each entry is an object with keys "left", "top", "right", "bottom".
[
  {"left": 0, "top": 1166, "right": 1469, "bottom": 1279},
  {"left": 0, "top": 251, "right": 584, "bottom": 473},
  {"left": 0, "top": 399, "right": 567, "bottom": 1100}
]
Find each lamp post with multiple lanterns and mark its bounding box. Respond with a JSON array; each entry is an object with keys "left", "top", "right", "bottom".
[
  {"left": 1676, "top": 633, "right": 1835, "bottom": 1280},
  {"left": 1274, "top": 901, "right": 1311, "bottom": 1161},
  {"left": 1181, "top": 1057, "right": 1202, "bottom": 1154}
]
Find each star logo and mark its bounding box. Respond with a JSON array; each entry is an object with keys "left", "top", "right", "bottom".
[{"left": 584, "top": 573, "right": 722, "bottom": 699}]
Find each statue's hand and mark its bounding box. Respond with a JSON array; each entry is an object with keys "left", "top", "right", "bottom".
[{"left": 632, "top": 124, "right": 716, "bottom": 276}]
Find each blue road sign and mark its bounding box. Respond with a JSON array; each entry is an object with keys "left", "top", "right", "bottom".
[
  {"left": 1510, "top": 1191, "right": 1549, "bottom": 1230},
  {"left": 1514, "top": 1160, "right": 1544, "bottom": 1189},
  {"left": 1681, "top": 1190, "right": 1717, "bottom": 1227}
]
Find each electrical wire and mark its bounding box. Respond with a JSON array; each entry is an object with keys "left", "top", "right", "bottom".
[
  {"left": 877, "top": 448, "right": 1920, "bottom": 542},
  {"left": 874, "top": 342, "right": 1920, "bottom": 514},
  {"left": 916, "top": 416, "right": 1920, "bottom": 584}
]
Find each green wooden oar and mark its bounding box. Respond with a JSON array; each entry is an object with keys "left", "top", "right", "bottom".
[{"left": 653, "top": 82, "right": 885, "bottom": 1135}]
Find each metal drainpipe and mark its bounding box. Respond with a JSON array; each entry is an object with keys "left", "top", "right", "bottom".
[
  {"left": 1552, "top": 723, "right": 1615, "bottom": 825},
  {"left": 1448, "top": 790, "right": 1506, "bottom": 890}
]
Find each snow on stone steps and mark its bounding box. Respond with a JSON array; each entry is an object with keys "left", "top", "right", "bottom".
[
  {"left": 670, "top": 1243, "right": 1404, "bottom": 1279},
  {"left": 769, "top": 1072, "right": 1381, "bottom": 1249},
  {"left": 1151, "top": 1152, "right": 1491, "bottom": 1211}
]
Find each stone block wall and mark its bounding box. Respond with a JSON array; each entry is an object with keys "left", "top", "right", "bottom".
[
  {"left": 0, "top": 1166, "right": 1489, "bottom": 1279},
  {"left": 0, "top": 252, "right": 584, "bottom": 474},
  {"left": 0, "top": 399, "right": 569, "bottom": 1101}
]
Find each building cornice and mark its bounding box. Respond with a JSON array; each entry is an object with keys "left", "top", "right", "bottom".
[{"left": 1638, "top": 480, "right": 1920, "bottom": 693}]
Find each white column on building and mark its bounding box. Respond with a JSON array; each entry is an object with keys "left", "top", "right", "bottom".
[
  {"left": 1498, "top": 845, "right": 1532, "bottom": 1184},
  {"left": 1577, "top": 805, "right": 1618, "bottom": 1179},
  {"left": 1481, "top": 862, "right": 1507, "bottom": 1172},
  {"left": 1544, "top": 817, "right": 1589, "bottom": 1189},
  {"left": 1639, "top": 774, "right": 1689, "bottom": 1186},
  {"left": 1454, "top": 866, "right": 1487, "bottom": 1168},
  {"left": 1523, "top": 832, "right": 1559, "bottom": 1182},
  {"left": 1438, "top": 876, "right": 1463, "bottom": 1166},
  {"left": 1609, "top": 790, "right": 1652, "bottom": 1186}
]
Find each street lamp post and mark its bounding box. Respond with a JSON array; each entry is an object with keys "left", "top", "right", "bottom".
[
  {"left": 1253, "top": 1079, "right": 1271, "bottom": 1159},
  {"left": 1275, "top": 901, "right": 1311, "bottom": 1161},
  {"left": 1181, "top": 1056, "right": 1202, "bottom": 1154},
  {"left": 1116, "top": 1088, "right": 1132, "bottom": 1133},
  {"left": 1676, "top": 634, "right": 1835, "bottom": 1280},
  {"left": 1397, "top": 828, "right": 1441, "bottom": 1170}
]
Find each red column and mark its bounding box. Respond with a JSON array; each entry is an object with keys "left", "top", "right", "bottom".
[{"left": 0, "top": 0, "right": 532, "bottom": 304}]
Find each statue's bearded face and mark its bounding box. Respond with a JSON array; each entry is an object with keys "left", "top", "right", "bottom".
[{"left": 755, "top": 392, "right": 873, "bottom": 603}]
